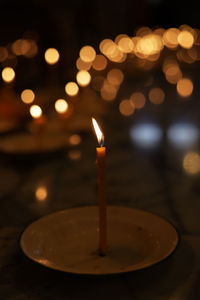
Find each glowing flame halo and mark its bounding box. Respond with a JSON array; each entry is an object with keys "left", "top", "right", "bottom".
[{"left": 92, "top": 118, "right": 104, "bottom": 147}]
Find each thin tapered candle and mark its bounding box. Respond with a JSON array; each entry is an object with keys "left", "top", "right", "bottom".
[
  {"left": 92, "top": 118, "right": 107, "bottom": 256},
  {"left": 30, "top": 105, "right": 46, "bottom": 148}
]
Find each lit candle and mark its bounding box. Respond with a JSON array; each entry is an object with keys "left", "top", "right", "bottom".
[
  {"left": 92, "top": 118, "right": 106, "bottom": 256},
  {"left": 29, "top": 105, "right": 46, "bottom": 147},
  {"left": 29, "top": 105, "right": 46, "bottom": 132},
  {"left": 44, "top": 48, "right": 60, "bottom": 85},
  {"left": 54, "top": 99, "right": 69, "bottom": 119},
  {"left": 54, "top": 99, "right": 73, "bottom": 131}
]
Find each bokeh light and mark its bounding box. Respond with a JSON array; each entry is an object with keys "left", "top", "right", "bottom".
[
  {"left": 168, "top": 123, "right": 198, "bottom": 149},
  {"left": 149, "top": 87, "right": 165, "bottom": 104},
  {"left": 162, "top": 57, "right": 178, "bottom": 72},
  {"left": 136, "top": 27, "right": 152, "bottom": 37},
  {"left": 177, "top": 48, "right": 196, "bottom": 64},
  {"left": 135, "top": 34, "right": 163, "bottom": 58},
  {"left": 130, "top": 92, "right": 146, "bottom": 109},
  {"left": 183, "top": 152, "right": 200, "bottom": 175},
  {"left": 12, "top": 39, "right": 31, "bottom": 56},
  {"left": 165, "top": 65, "right": 182, "bottom": 84},
  {"left": 117, "top": 36, "right": 134, "bottom": 53},
  {"left": 24, "top": 40, "right": 38, "bottom": 58},
  {"left": 176, "top": 78, "right": 193, "bottom": 97},
  {"left": 130, "top": 123, "right": 162, "bottom": 149},
  {"left": 153, "top": 28, "right": 165, "bottom": 37},
  {"left": 68, "top": 150, "right": 81, "bottom": 160},
  {"left": 76, "top": 70, "right": 91, "bottom": 86},
  {"left": 99, "top": 39, "right": 126, "bottom": 63},
  {"left": 55, "top": 99, "right": 68, "bottom": 114},
  {"left": 100, "top": 81, "right": 117, "bottom": 101},
  {"left": 44, "top": 48, "right": 60, "bottom": 65},
  {"left": 100, "top": 39, "right": 115, "bottom": 56},
  {"left": 79, "top": 46, "right": 96, "bottom": 63},
  {"left": 21, "top": 89, "right": 35, "bottom": 104},
  {"left": 35, "top": 185, "right": 48, "bottom": 201},
  {"left": 119, "top": 100, "right": 135, "bottom": 116},
  {"left": 179, "top": 24, "right": 195, "bottom": 35},
  {"left": 1, "top": 67, "right": 15, "bottom": 83},
  {"left": 69, "top": 134, "right": 81, "bottom": 145},
  {"left": 178, "top": 30, "right": 194, "bottom": 49},
  {"left": 65, "top": 82, "right": 79, "bottom": 96},
  {"left": 107, "top": 69, "right": 124, "bottom": 86},
  {"left": 163, "top": 28, "right": 180, "bottom": 48},
  {"left": 162, "top": 58, "right": 182, "bottom": 84},
  {"left": 76, "top": 57, "right": 92, "bottom": 71},
  {"left": 101, "top": 78, "right": 118, "bottom": 100},
  {"left": 92, "top": 55, "right": 107, "bottom": 71},
  {"left": 115, "top": 34, "right": 128, "bottom": 43},
  {"left": 188, "top": 47, "right": 198, "bottom": 61},
  {"left": 30, "top": 105, "right": 42, "bottom": 119}
]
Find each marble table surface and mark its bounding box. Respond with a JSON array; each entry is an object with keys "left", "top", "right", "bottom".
[{"left": 0, "top": 106, "right": 200, "bottom": 300}]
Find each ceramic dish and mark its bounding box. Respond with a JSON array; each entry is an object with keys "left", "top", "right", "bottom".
[{"left": 20, "top": 206, "right": 178, "bottom": 275}]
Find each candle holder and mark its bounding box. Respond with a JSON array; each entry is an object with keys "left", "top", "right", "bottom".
[{"left": 20, "top": 206, "right": 178, "bottom": 275}]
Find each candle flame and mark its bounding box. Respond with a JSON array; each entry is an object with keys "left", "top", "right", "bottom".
[{"left": 92, "top": 118, "right": 104, "bottom": 146}]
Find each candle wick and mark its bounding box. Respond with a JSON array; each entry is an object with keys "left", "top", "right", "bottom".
[{"left": 100, "top": 137, "right": 104, "bottom": 147}]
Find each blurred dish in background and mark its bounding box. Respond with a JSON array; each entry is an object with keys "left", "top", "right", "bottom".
[
  {"left": 0, "top": 119, "right": 20, "bottom": 134},
  {"left": 0, "top": 132, "right": 71, "bottom": 156}
]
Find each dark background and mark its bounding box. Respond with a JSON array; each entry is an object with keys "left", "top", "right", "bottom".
[
  {"left": 1, "top": 0, "right": 199, "bottom": 78},
  {"left": 1, "top": 1, "right": 200, "bottom": 299}
]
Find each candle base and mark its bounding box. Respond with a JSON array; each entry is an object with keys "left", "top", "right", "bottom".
[{"left": 20, "top": 206, "right": 178, "bottom": 275}]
